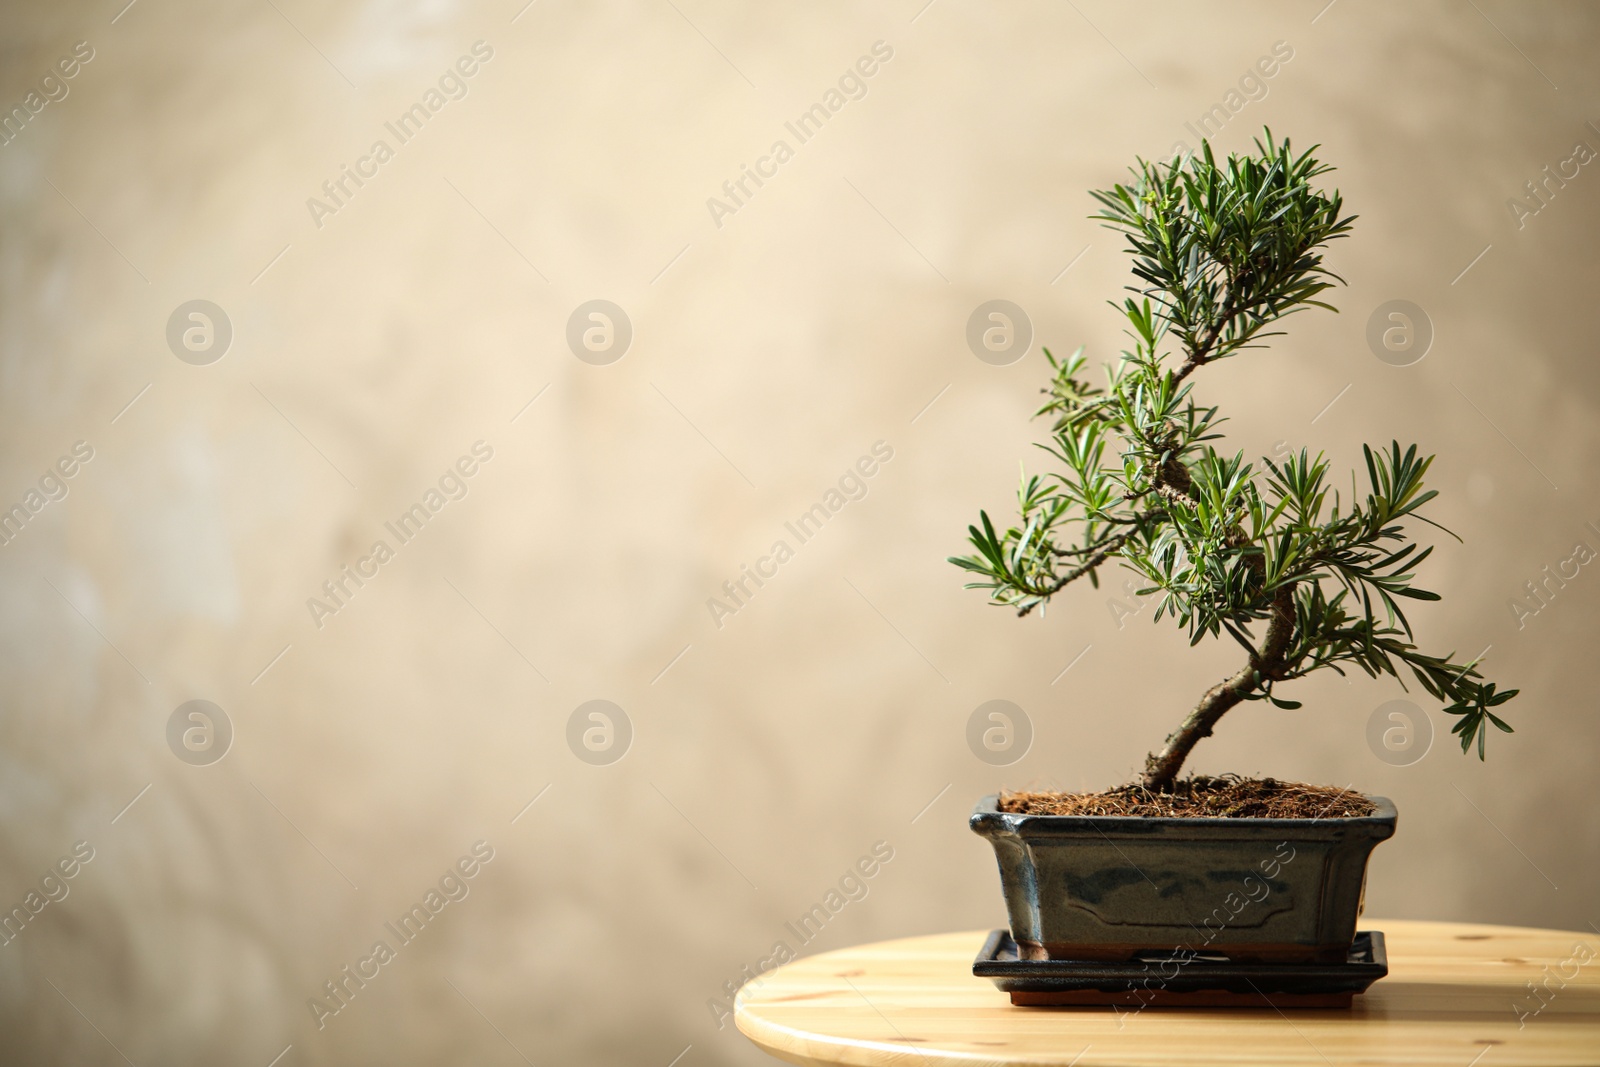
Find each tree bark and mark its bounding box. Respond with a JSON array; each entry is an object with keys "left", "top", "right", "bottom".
[{"left": 1140, "top": 583, "right": 1296, "bottom": 792}]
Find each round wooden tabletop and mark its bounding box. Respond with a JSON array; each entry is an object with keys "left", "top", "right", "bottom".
[{"left": 735, "top": 920, "right": 1600, "bottom": 1067}]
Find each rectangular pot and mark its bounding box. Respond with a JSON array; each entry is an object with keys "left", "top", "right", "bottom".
[{"left": 970, "top": 793, "right": 1396, "bottom": 963}]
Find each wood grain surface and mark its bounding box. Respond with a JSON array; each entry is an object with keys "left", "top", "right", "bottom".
[{"left": 735, "top": 920, "right": 1600, "bottom": 1066}]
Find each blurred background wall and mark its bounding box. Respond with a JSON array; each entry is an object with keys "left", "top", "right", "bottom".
[{"left": 2, "top": 0, "right": 1597, "bottom": 1063}]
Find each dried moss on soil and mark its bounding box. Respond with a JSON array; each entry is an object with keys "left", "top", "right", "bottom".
[{"left": 999, "top": 776, "right": 1377, "bottom": 819}]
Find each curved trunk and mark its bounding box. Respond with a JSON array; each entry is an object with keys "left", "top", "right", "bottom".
[{"left": 1140, "top": 584, "right": 1297, "bottom": 792}]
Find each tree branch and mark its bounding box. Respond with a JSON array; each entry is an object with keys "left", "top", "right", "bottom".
[
  {"left": 1140, "top": 583, "right": 1296, "bottom": 790},
  {"left": 1016, "top": 531, "right": 1135, "bottom": 616}
]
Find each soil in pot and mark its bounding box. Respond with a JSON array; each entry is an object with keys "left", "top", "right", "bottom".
[{"left": 999, "top": 776, "right": 1376, "bottom": 819}]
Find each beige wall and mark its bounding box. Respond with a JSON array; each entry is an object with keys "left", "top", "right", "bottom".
[{"left": 2, "top": 1, "right": 1597, "bottom": 1063}]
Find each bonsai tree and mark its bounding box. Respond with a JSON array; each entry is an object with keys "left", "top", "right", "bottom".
[{"left": 952, "top": 132, "right": 1517, "bottom": 794}]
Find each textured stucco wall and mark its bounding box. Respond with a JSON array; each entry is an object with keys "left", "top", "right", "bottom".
[{"left": 1, "top": 1, "right": 1597, "bottom": 1063}]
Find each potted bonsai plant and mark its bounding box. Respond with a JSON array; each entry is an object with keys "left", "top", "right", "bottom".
[{"left": 954, "top": 132, "right": 1518, "bottom": 986}]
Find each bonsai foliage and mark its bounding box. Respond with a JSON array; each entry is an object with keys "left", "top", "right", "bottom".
[{"left": 952, "top": 132, "right": 1517, "bottom": 792}]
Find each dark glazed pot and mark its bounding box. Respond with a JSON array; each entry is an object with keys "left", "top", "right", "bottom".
[{"left": 970, "top": 793, "right": 1396, "bottom": 963}]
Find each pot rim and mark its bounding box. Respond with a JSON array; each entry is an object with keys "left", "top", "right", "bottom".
[{"left": 970, "top": 792, "right": 1397, "bottom": 830}]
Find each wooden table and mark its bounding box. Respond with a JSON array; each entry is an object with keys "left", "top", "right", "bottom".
[{"left": 736, "top": 920, "right": 1600, "bottom": 1066}]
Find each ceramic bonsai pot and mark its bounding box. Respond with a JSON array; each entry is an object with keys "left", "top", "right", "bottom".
[{"left": 970, "top": 794, "right": 1396, "bottom": 964}]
